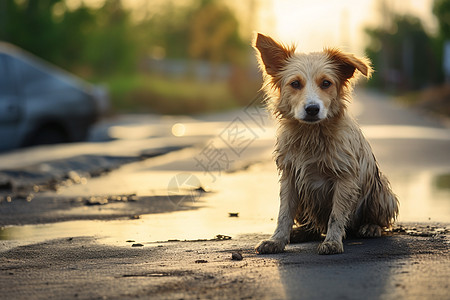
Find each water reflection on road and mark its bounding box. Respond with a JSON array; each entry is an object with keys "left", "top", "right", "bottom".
[
  {"left": 0, "top": 165, "right": 280, "bottom": 248},
  {"left": 1, "top": 161, "right": 449, "bottom": 249},
  {"left": 391, "top": 171, "right": 450, "bottom": 222}
]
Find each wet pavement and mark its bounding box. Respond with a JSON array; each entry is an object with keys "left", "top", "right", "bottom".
[{"left": 0, "top": 89, "right": 449, "bottom": 299}]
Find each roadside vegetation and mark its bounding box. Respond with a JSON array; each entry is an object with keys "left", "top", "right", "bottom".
[
  {"left": 364, "top": 0, "right": 450, "bottom": 118},
  {"left": 102, "top": 74, "right": 243, "bottom": 114},
  {"left": 396, "top": 85, "right": 450, "bottom": 119}
]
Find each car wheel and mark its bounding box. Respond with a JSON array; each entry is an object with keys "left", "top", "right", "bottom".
[{"left": 26, "top": 125, "right": 69, "bottom": 146}]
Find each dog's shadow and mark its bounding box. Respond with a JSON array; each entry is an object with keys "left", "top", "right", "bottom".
[{"left": 269, "top": 229, "right": 413, "bottom": 299}]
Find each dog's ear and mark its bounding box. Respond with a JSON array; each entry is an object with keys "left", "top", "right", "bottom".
[
  {"left": 325, "top": 49, "right": 373, "bottom": 81},
  {"left": 253, "top": 33, "right": 294, "bottom": 77}
]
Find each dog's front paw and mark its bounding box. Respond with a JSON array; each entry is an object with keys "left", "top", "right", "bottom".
[
  {"left": 318, "top": 240, "right": 343, "bottom": 255},
  {"left": 255, "top": 240, "right": 285, "bottom": 254},
  {"left": 358, "top": 224, "right": 382, "bottom": 238}
]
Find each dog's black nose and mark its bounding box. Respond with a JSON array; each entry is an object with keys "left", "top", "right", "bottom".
[{"left": 305, "top": 104, "right": 320, "bottom": 116}]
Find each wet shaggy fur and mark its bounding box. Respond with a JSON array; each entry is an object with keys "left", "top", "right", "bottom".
[{"left": 253, "top": 33, "right": 399, "bottom": 255}]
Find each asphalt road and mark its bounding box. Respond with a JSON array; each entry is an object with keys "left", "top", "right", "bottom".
[
  {"left": 0, "top": 89, "right": 449, "bottom": 299},
  {"left": 0, "top": 229, "right": 448, "bottom": 300}
]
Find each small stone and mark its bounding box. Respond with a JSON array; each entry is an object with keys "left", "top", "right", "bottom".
[
  {"left": 195, "top": 186, "right": 207, "bottom": 192},
  {"left": 231, "top": 252, "right": 243, "bottom": 261},
  {"left": 215, "top": 234, "right": 232, "bottom": 240},
  {"left": 195, "top": 259, "right": 208, "bottom": 263}
]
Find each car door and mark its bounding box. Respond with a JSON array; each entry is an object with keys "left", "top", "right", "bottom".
[{"left": 0, "top": 53, "right": 21, "bottom": 151}]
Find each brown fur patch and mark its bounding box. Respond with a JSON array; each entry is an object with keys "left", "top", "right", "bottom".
[{"left": 253, "top": 33, "right": 295, "bottom": 88}]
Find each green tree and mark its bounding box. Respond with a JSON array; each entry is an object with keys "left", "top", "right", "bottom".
[
  {"left": 433, "top": 0, "right": 450, "bottom": 39},
  {"left": 80, "top": 0, "right": 137, "bottom": 76},
  {"left": 188, "top": 0, "right": 246, "bottom": 65},
  {"left": 1, "top": 0, "right": 65, "bottom": 65},
  {"left": 365, "top": 14, "right": 438, "bottom": 91},
  {"left": 136, "top": 1, "right": 193, "bottom": 60},
  {"left": 138, "top": 0, "right": 247, "bottom": 64},
  {"left": 0, "top": 0, "right": 138, "bottom": 77},
  {"left": 432, "top": 0, "right": 450, "bottom": 82}
]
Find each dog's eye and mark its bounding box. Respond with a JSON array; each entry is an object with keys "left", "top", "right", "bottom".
[
  {"left": 290, "top": 80, "right": 302, "bottom": 89},
  {"left": 321, "top": 80, "right": 332, "bottom": 89}
]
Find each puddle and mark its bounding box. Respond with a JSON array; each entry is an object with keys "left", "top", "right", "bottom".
[
  {"left": 391, "top": 171, "right": 450, "bottom": 223},
  {"left": 0, "top": 206, "right": 275, "bottom": 247},
  {"left": 361, "top": 125, "right": 450, "bottom": 141},
  {"left": 0, "top": 165, "right": 279, "bottom": 248}
]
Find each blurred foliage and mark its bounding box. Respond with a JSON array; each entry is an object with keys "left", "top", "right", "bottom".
[
  {"left": 365, "top": 0, "right": 450, "bottom": 92},
  {"left": 435, "top": 172, "right": 450, "bottom": 190},
  {"left": 108, "top": 74, "right": 239, "bottom": 114},
  {"left": 433, "top": 0, "right": 450, "bottom": 39},
  {"left": 138, "top": 0, "right": 247, "bottom": 66},
  {"left": 396, "top": 84, "right": 450, "bottom": 119},
  {"left": 365, "top": 15, "right": 439, "bottom": 91},
  {"left": 0, "top": 0, "right": 137, "bottom": 76},
  {"left": 0, "top": 0, "right": 256, "bottom": 114}
]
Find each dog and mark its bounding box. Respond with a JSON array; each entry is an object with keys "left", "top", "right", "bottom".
[{"left": 253, "top": 33, "right": 399, "bottom": 255}]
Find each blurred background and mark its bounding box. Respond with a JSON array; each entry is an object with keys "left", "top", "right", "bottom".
[{"left": 0, "top": 0, "right": 449, "bottom": 120}]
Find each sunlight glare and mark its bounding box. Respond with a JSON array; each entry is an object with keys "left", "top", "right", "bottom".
[
  {"left": 171, "top": 123, "right": 186, "bottom": 137},
  {"left": 108, "top": 125, "right": 154, "bottom": 140},
  {"left": 254, "top": 0, "right": 436, "bottom": 55}
]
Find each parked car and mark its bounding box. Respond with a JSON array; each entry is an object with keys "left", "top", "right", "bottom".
[{"left": 0, "top": 42, "right": 109, "bottom": 152}]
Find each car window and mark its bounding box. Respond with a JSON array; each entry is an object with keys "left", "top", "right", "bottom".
[
  {"left": 0, "top": 53, "right": 16, "bottom": 97},
  {"left": 10, "top": 55, "right": 68, "bottom": 96},
  {"left": 0, "top": 53, "right": 21, "bottom": 123}
]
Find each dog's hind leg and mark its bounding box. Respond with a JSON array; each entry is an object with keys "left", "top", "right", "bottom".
[
  {"left": 255, "top": 170, "right": 298, "bottom": 254},
  {"left": 356, "top": 173, "right": 399, "bottom": 238},
  {"left": 358, "top": 224, "right": 382, "bottom": 237}
]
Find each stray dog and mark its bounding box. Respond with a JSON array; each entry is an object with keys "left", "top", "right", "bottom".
[{"left": 253, "top": 33, "right": 399, "bottom": 255}]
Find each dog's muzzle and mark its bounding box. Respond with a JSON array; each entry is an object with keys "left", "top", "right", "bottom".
[{"left": 303, "top": 104, "right": 321, "bottom": 122}]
